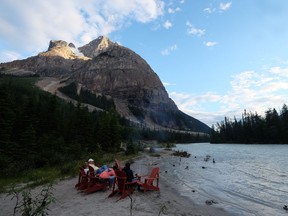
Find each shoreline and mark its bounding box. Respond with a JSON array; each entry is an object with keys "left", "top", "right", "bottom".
[{"left": 0, "top": 150, "right": 232, "bottom": 216}]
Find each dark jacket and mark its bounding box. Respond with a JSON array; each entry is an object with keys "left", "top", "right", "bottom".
[{"left": 122, "top": 166, "right": 134, "bottom": 182}]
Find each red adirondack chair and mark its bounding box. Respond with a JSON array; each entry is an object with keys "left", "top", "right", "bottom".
[
  {"left": 137, "top": 167, "right": 160, "bottom": 192},
  {"left": 75, "top": 166, "right": 88, "bottom": 191},
  {"left": 108, "top": 169, "right": 137, "bottom": 200},
  {"left": 85, "top": 166, "right": 109, "bottom": 194},
  {"left": 114, "top": 159, "right": 123, "bottom": 170}
]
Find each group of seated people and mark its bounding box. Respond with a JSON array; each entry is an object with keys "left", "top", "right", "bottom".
[{"left": 83, "top": 158, "right": 138, "bottom": 186}]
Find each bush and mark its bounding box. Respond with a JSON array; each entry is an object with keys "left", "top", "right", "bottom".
[
  {"left": 172, "top": 150, "right": 191, "bottom": 158},
  {"left": 125, "top": 142, "right": 138, "bottom": 155},
  {"left": 10, "top": 184, "right": 56, "bottom": 216},
  {"left": 59, "top": 162, "right": 77, "bottom": 176}
]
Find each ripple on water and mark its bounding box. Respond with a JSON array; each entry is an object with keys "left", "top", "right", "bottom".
[{"left": 171, "top": 143, "right": 288, "bottom": 216}]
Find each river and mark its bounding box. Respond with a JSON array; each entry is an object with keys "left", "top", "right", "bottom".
[{"left": 160, "top": 143, "right": 288, "bottom": 216}]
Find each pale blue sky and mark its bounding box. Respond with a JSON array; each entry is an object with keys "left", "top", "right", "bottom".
[{"left": 1, "top": 0, "right": 288, "bottom": 127}]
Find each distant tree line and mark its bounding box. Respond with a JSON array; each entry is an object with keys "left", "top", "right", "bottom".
[
  {"left": 59, "top": 82, "right": 115, "bottom": 110},
  {"left": 0, "top": 76, "right": 207, "bottom": 177},
  {"left": 210, "top": 106, "right": 288, "bottom": 144},
  {"left": 148, "top": 110, "right": 211, "bottom": 133},
  {"left": 128, "top": 105, "right": 146, "bottom": 121},
  {"left": 126, "top": 127, "right": 209, "bottom": 144}
]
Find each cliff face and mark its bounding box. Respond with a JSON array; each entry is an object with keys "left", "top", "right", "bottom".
[
  {"left": 73, "top": 44, "right": 178, "bottom": 117},
  {"left": 0, "top": 36, "right": 210, "bottom": 133}
]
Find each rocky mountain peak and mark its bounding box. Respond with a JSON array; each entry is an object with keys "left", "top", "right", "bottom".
[
  {"left": 48, "top": 40, "right": 69, "bottom": 50},
  {"left": 68, "top": 42, "right": 76, "bottom": 48},
  {"left": 38, "top": 40, "right": 88, "bottom": 60},
  {"left": 78, "top": 35, "right": 116, "bottom": 58}
]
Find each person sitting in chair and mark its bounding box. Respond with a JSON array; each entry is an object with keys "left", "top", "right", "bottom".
[
  {"left": 122, "top": 162, "right": 137, "bottom": 182},
  {"left": 88, "top": 158, "right": 99, "bottom": 173},
  {"left": 99, "top": 166, "right": 116, "bottom": 187}
]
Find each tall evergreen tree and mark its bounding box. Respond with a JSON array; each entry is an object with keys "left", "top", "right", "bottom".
[{"left": 0, "top": 86, "right": 15, "bottom": 145}]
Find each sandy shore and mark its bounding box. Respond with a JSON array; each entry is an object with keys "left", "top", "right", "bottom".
[{"left": 0, "top": 150, "right": 232, "bottom": 216}]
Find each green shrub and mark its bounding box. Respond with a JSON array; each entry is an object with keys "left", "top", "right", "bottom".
[{"left": 10, "top": 184, "right": 56, "bottom": 216}]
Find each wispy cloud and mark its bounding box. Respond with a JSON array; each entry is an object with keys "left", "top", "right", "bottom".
[
  {"left": 0, "top": 51, "right": 24, "bottom": 63},
  {"left": 203, "top": 7, "right": 214, "bottom": 14},
  {"left": 219, "top": 2, "right": 232, "bottom": 11},
  {"left": 269, "top": 66, "right": 288, "bottom": 77},
  {"left": 205, "top": 41, "right": 218, "bottom": 47},
  {"left": 163, "top": 82, "right": 176, "bottom": 86},
  {"left": 0, "top": 0, "right": 165, "bottom": 62},
  {"left": 168, "top": 7, "right": 181, "bottom": 14},
  {"left": 186, "top": 21, "right": 205, "bottom": 36},
  {"left": 204, "top": 2, "right": 232, "bottom": 14},
  {"left": 163, "top": 20, "right": 173, "bottom": 29},
  {"left": 168, "top": 65, "right": 288, "bottom": 127},
  {"left": 161, "top": 44, "right": 178, "bottom": 56}
]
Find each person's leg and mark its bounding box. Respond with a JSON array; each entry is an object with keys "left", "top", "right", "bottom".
[{"left": 109, "top": 176, "right": 115, "bottom": 187}]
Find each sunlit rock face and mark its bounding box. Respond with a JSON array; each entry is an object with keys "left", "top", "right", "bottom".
[
  {"left": 78, "top": 35, "right": 116, "bottom": 58},
  {"left": 41, "top": 40, "right": 86, "bottom": 59}
]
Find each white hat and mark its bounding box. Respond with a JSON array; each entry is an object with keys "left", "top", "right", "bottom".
[{"left": 88, "top": 158, "right": 94, "bottom": 162}]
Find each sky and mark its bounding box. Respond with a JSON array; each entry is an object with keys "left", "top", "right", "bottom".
[{"left": 1, "top": 0, "right": 288, "bottom": 127}]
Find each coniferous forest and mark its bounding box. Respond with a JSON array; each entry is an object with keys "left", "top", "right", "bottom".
[
  {"left": 210, "top": 107, "right": 288, "bottom": 144},
  {"left": 0, "top": 76, "right": 207, "bottom": 177}
]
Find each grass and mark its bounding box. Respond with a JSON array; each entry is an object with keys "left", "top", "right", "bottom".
[{"left": 0, "top": 167, "right": 62, "bottom": 193}]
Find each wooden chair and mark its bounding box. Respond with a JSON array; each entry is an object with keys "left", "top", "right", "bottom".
[
  {"left": 85, "top": 166, "right": 109, "bottom": 194},
  {"left": 75, "top": 166, "right": 88, "bottom": 191},
  {"left": 114, "top": 159, "right": 123, "bottom": 170},
  {"left": 136, "top": 167, "right": 160, "bottom": 192},
  {"left": 108, "top": 169, "right": 137, "bottom": 200}
]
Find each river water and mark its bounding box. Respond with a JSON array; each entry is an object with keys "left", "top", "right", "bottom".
[{"left": 160, "top": 143, "right": 288, "bottom": 216}]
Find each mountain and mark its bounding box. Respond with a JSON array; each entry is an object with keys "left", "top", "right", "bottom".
[
  {"left": 0, "top": 36, "right": 211, "bottom": 134},
  {"left": 78, "top": 35, "right": 115, "bottom": 58}
]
